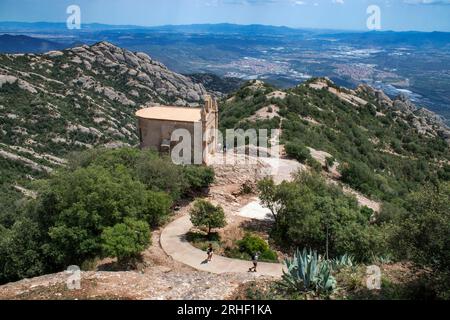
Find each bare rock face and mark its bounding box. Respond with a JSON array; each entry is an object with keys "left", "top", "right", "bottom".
[
  {"left": 82, "top": 41, "right": 207, "bottom": 105},
  {"left": 0, "top": 269, "right": 264, "bottom": 300},
  {"left": 393, "top": 94, "right": 417, "bottom": 113},
  {"left": 354, "top": 83, "right": 449, "bottom": 142},
  {"left": 356, "top": 83, "right": 393, "bottom": 107}
]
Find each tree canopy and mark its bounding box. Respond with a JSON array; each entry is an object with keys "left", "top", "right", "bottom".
[{"left": 190, "top": 199, "right": 226, "bottom": 235}]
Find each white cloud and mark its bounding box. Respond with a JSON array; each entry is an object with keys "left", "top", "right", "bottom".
[{"left": 403, "top": 0, "right": 450, "bottom": 5}]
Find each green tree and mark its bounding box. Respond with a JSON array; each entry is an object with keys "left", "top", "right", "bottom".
[
  {"left": 257, "top": 177, "right": 282, "bottom": 223},
  {"left": 34, "top": 165, "right": 169, "bottom": 268},
  {"left": 101, "top": 218, "right": 151, "bottom": 265},
  {"left": 388, "top": 182, "right": 450, "bottom": 298},
  {"left": 391, "top": 182, "right": 450, "bottom": 272},
  {"left": 136, "top": 155, "right": 188, "bottom": 200},
  {"left": 263, "top": 172, "right": 385, "bottom": 262},
  {"left": 189, "top": 199, "right": 226, "bottom": 236},
  {"left": 182, "top": 165, "right": 215, "bottom": 191},
  {"left": 140, "top": 191, "right": 172, "bottom": 227},
  {"left": 0, "top": 218, "right": 45, "bottom": 284}
]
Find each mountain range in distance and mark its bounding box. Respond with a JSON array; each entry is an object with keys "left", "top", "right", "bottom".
[
  {"left": 1, "top": 22, "right": 449, "bottom": 124},
  {"left": 0, "top": 34, "right": 69, "bottom": 54},
  {"left": 1, "top": 21, "right": 450, "bottom": 39}
]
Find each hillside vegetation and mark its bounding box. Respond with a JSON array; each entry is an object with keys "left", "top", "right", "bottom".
[
  {"left": 219, "top": 78, "right": 450, "bottom": 299},
  {"left": 220, "top": 78, "right": 450, "bottom": 202},
  {"left": 0, "top": 148, "right": 214, "bottom": 284},
  {"left": 0, "top": 41, "right": 207, "bottom": 215}
]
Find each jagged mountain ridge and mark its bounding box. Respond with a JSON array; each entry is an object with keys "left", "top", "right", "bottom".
[
  {"left": 355, "top": 83, "right": 450, "bottom": 143},
  {"left": 0, "top": 42, "right": 206, "bottom": 173},
  {"left": 0, "top": 41, "right": 208, "bottom": 203}
]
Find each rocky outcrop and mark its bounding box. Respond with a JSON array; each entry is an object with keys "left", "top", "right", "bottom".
[
  {"left": 355, "top": 83, "right": 450, "bottom": 143},
  {"left": 356, "top": 83, "right": 393, "bottom": 107},
  {"left": 393, "top": 94, "right": 417, "bottom": 113},
  {"left": 0, "top": 269, "right": 257, "bottom": 300},
  {"left": 79, "top": 42, "right": 207, "bottom": 104}
]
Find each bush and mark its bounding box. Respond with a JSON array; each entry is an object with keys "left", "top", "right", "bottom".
[
  {"left": 306, "top": 158, "right": 323, "bottom": 173},
  {"left": 325, "top": 156, "right": 335, "bottom": 171},
  {"left": 390, "top": 182, "right": 450, "bottom": 299},
  {"left": 136, "top": 155, "right": 188, "bottom": 201},
  {"left": 240, "top": 180, "right": 255, "bottom": 195},
  {"left": 140, "top": 191, "right": 172, "bottom": 227},
  {"left": 0, "top": 218, "right": 45, "bottom": 284},
  {"left": 285, "top": 141, "right": 311, "bottom": 163},
  {"left": 236, "top": 233, "right": 278, "bottom": 262},
  {"left": 182, "top": 165, "right": 215, "bottom": 191},
  {"left": 101, "top": 218, "right": 151, "bottom": 265}
]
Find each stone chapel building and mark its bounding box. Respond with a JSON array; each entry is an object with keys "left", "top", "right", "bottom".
[{"left": 135, "top": 96, "right": 219, "bottom": 164}]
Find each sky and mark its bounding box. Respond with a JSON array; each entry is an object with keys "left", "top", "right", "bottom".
[{"left": 0, "top": 0, "right": 449, "bottom": 32}]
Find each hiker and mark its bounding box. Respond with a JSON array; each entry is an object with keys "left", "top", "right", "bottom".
[
  {"left": 207, "top": 243, "right": 214, "bottom": 263},
  {"left": 249, "top": 252, "right": 259, "bottom": 273}
]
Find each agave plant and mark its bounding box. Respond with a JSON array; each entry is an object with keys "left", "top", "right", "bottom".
[
  {"left": 330, "top": 253, "right": 354, "bottom": 271},
  {"left": 280, "top": 248, "right": 337, "bottom": 294},
  {"left": 371, "top": 254, "right": 392, "bottom": 265},
  {"left": 317, "top": 263, "right": 337, "bottom": 293}
]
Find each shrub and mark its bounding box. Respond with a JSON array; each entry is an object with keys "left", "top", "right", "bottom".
[
  {"left": 182, "top": 165, "right": 215, "bottom": 191},
  {"left": 306, "top": 158, "right": 323, "bottom": 173},
  {"left": 236, "top": 233, "right": 278, "bottom": 262},
  {"left": 140, "top": 191, "right": 172, "bottom": 227},
  {"left": 325, "top": 156, "right": 335, "bottom": 171},
  {"left": 239, "top": 180, "right": 255, "bottom": 195},
  {"left": 0, "top": 218, "right": 45, "bottom": 284},
  {"left": 101, "top": 218, "right": 151, "bottom": 265},
  {"left": 285, "top": 141, "right": 311, "bottom": 163},
  {"left": 136, "top": 155, "right": 188, "bottom": 200}
]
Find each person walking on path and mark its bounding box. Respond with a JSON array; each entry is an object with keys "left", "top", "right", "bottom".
[
  {"left": 249, "top": 252, "right": 259, "bottom": 272},
  {"left": 207, "top": 243, "right": 214, "bottom": 263}
]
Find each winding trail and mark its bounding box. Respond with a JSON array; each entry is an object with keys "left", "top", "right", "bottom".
[
  {"left": 160, "top": 215, "right": 284, "bottom": 278},
  {"left": 160, "top": 145, "right": 380, "bottom": 277}
]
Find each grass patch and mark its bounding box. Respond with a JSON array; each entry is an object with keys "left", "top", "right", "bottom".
[
  {"left": 186, "top": 231, "right": 221, "bottom": 252},
  {"left": 186, "top": 231, "right": 278, "bottom": 263}
]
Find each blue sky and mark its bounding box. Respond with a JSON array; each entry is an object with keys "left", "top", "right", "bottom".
[{"left": 0, "top": 0, "right": 449, "bottom": 31}]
